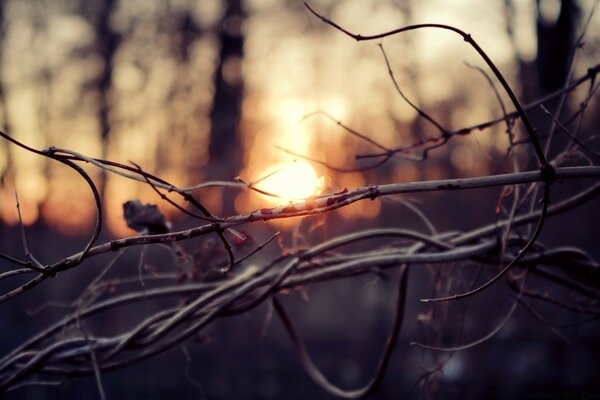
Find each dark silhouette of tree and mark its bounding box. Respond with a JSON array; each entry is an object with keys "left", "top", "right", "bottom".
[
  {"left": 0, "top": 1, "right": 11, "bottom": 184},
  {"left": 536, "top": 0, "right": 579, "bottom": 95},
  {"left": 89, "top": 0, "right": 119, "bottom": 196},
  {"left": 177, "top": 8, "right": 201, "bottom": 64},
  {"left": 207, "top": 0, "right": 245, "bottom": 215}
]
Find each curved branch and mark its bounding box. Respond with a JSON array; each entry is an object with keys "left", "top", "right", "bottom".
[
  {"left": 422, "top": 184, "right": 550, "bottom": 302},
  {"left": 273, "top": 265, "right": 409, "bottom": 398}
]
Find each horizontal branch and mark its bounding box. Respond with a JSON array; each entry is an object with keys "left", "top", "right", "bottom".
[
  {"left": 2, "top": 176, "right": 600, "bottom": 387},
  {"left": 1, "top": 166, "right": 598, "bottom": 306}
]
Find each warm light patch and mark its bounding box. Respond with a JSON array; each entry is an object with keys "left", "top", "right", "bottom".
[
  {"left": 256, "top": 162, "right": 323, "bottom": 202},
  {"left": 0, "top": 187, "right": 39, "bottom": 226}
]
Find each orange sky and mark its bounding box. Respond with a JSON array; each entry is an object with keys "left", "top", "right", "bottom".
[{"left": 0, "top": 0, "right": 598, "bottom": 235}]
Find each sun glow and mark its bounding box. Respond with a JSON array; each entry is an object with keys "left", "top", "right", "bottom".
[{"left": 256, "top": 162, "right": 323, "bottom": 202}]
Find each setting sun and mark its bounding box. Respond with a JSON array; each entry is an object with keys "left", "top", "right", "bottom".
[{"left": 256, "top": 161, "right": 323, "bottom": 202}]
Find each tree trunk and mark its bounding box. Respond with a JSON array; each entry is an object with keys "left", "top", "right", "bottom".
[
  {"left": 94, "top": 0, "right": 119, "bottom": 198},
  {"left": 207, "top": 0, "right": 245, "bottom": 215}
]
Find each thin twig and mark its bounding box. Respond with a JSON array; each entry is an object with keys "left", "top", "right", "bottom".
[
  {"left": 378, "top": 42, "right": 446, "bottom": 135},
  {"left": 303, "top": 2, "right": 549, "bottom": 169},
  {"left": 422, "top": 184, "right": 550, "bottom": 302},
  {"left": 411, "top": 273, "right": 528, "bottom": 351},
  {"left": 14, "top": 191, "right": 46, "bottom": 274}
]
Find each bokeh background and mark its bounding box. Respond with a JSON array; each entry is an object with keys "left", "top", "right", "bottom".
[{"left": 0, "top": 0, "right": 599, "bottom": 398}]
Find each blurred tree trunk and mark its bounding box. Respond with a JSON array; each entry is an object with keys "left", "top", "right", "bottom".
[
  {"left": 535, "top": 0, "right": 579, "bottom": 95},
  {"left": 93, "top": 0, "right": 119, "bottom": 197},
  {"left": 504, "top": 0, "right": 579, "bottom": 102},
  {"left": 506, "top": 0, "right": 579, "bottom": 165},
  {"left": 534, "top": 0, "right": 579, "bottom": 159},
  {"left": 178, "top": 10, "right": 201, "bottom": 63},
  {"left": 207, "top": 0, "right": 245, "bottom": 215},
  {"left": 0, "top": 2, "right": 11, "bottom": 184}
]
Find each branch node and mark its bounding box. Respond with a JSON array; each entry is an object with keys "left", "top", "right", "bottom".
[
  {"left": 368, "top": 184, "right": 380, "bottom": 200},
  {"left": 42, "top": 146, "right": 58, "bottom": 155},
  {"left": 540, "top": 163, "right": 557, "bottom": 185}
]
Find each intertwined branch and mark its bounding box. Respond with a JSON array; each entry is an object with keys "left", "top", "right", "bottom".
[{"left": 0, "top": 3, "right": 599, "bottom": 397}]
